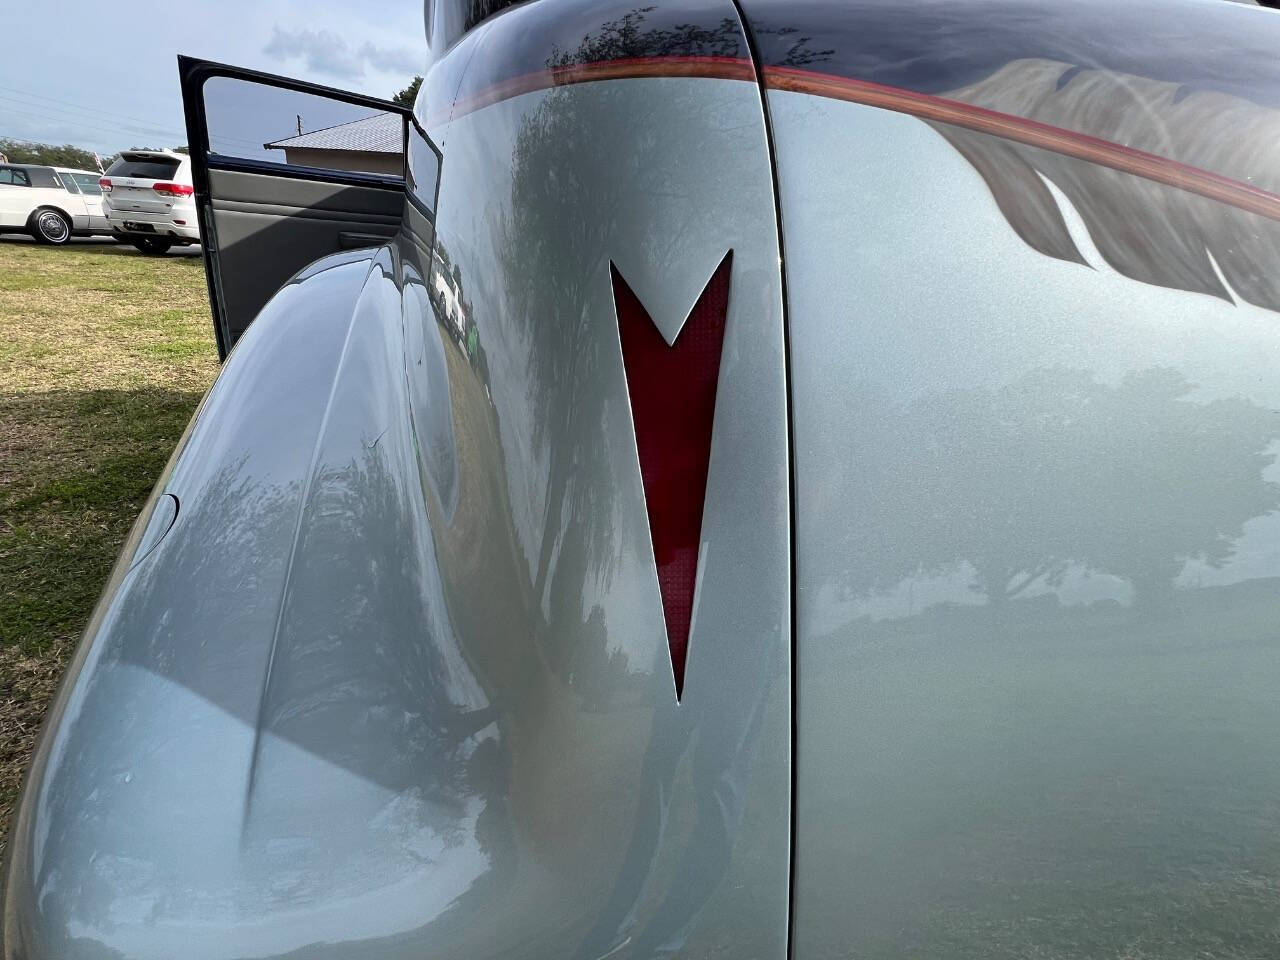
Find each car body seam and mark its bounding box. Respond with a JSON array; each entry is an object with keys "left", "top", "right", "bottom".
[
  {"left": 728, "top": 2, "right": 800, "bottom": 957},
  {"left": 237, "top": 252, "right": 381, "bottom": 840}
]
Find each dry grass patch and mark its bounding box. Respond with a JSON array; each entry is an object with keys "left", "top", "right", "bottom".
[
  {"left": 0, "top": 637, "right": 70, "bottom": 849},
  {"left": 0, "top": 239, "right": 216, "bottom": 854},
  {"left": 0, "top": 242, "right": 212, "bottom": 392}
]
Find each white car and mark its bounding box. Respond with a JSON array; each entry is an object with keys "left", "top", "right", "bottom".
[
  {"left": 99, "top": 149, "right": 200, "bottom": 254},
  {"left": 0, "top": 164, "right": 111, "bottom": 244}
]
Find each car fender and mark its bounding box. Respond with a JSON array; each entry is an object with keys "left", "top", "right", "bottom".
[{"left": 0, "top": 244, "right": 429, "bottom": 959}]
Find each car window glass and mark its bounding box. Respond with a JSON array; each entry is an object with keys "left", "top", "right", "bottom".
[
  {"left": 0, "top": 168, "right": 31, "bottom": 186},
  {"left": 104, "top": 156, "right": 181, "bottom": 180},
  {"left": 429, "top": 0, "right": 526, "bottom": 52},
  {"left": 201, "top": 75, "right": 405, "bottom": 179},
  {"left": 406, "top": 122, "right": 440, "bottom": 217},
  {"left": 72, "top": 173, "right": 103, "bottom": 195},
  {"left": 61, "top": 174, "right": 81, "bottom": 194},
  {"left": 27, "top": 167, "right": 58, "bottom": 187}
]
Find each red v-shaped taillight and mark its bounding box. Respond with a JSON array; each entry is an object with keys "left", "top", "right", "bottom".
[{"left": 613, "top": 252, "right": 732, "bottom": 699}]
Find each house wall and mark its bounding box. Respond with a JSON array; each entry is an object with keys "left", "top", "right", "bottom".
[{"left": 280, "top": 148, "right": 403, "bottom": 177}]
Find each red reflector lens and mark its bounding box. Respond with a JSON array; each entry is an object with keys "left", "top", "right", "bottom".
[
  {"left": 152, "top": 182, "right": 193, "bottom": 197},
  {"left": 613, "top": 253, "right": 732, "bottom": 698},
  {"left": 98, "top": 178, "right": 112, "bottom": 192}
]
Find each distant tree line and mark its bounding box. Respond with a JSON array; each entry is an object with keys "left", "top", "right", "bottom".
[
  {"left": 0, "top": 139, "right": 100, "bottom": 169},
  {"left": 0, "top": 138, "right": 187, "bottom": 171}
]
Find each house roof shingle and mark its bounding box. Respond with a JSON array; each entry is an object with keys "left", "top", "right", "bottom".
[{"left": 264, "top": 112, "right": 402, "bottom": 154}]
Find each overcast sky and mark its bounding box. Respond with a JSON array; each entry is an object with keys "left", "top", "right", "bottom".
[{"left": 1, "top": 0, "right": 425, "bottom": 155}]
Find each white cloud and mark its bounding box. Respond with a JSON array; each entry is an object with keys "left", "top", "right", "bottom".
[
  {"left": 0, "top": 0, "right": 424, "bottom": 154},
  {"left": 263, "top": 27, "right": 422, "bottom": 81}
]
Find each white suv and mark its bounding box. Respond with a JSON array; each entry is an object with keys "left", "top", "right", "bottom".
[
  {"left": 0, "top": 164, "right": 112, "bottom": 244},
  {"left": 100, "top": 150, "right": 200, "bottom": 254}
]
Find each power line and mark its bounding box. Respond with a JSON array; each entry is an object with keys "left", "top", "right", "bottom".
[
  {"left": 0, "top": 82, "right": 183, "bottom": 132},
  {"left": 0, "top": 104, "right": 185, "bottom": 147},
  {"left": 0, "top": 81, "right": 290, "bottom": 155},
  {"left": 0, "top": 134, "right": 59, "bottom": 147},
  {"left": 0, "top": 95, "right": 186, "bottom": 143},
  {"left": 0, "top": 105, "right": 263, "bottom": 153},
  {"left": 0, "top": 96, "right": 264, "bottom": 152}
]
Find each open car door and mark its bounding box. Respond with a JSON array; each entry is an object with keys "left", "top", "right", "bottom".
[{"left": 179, "top": 56, "right": 439, "bottom": 358}]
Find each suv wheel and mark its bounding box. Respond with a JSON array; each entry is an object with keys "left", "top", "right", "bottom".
[
  {"left": 132, "top": 237, "right": 173, "bottom": 255},
  {"left": 30, "top": 209, "right": 71, "bottom": 245}
]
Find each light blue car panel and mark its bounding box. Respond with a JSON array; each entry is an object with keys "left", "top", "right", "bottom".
[
  {"left": 400, "top": 62, "right": 792, "bottom": 956},
  {"left": 2, "top": 6, "right": 790, "bottom": 956},
  {"left": 9, "top": 0, "right": 1280, "bottom": 956},
  {"left": 771, "top": 79, "right": 1280, "bottom": 958}
]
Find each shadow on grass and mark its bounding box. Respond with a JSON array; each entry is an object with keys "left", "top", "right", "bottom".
[
  {"left": 0, "top": 236, "right": 203, "bottom": 259},
  {"left": 0, "top": 387, "right": 205, "bottom": 655},
  {"left": 0, "top": 386, "right": 204, "bottom": 855}
]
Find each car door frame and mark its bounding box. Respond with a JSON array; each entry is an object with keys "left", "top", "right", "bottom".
[
  {"left": 70, "top": 173, "right": 109, "bottom": 230},
  {"left": 0, "top": 166, "right": 34, "bottom": 228},
  {"left": 51, "top": 171, "right": 91, "bottom": 231},
  {"left": 178, "top": 55, "right": 424, "bottom": 359}
]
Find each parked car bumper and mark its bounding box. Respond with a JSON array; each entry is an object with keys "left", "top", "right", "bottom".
[{"left": 105, "top": 211, "right": 200, "bottom": 243}]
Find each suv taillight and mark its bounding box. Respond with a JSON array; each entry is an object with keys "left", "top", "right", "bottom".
[
  {"left": 152, "top": 182, "right": 194, "bottom": 197},
  {"left": 98, "top": 178, "right": 112, "bottom": 192}
]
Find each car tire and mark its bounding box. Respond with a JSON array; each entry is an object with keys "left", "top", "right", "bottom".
[
  {"left": 29, "top": 208, "right": 72, "bottom": 245},
  {"left": 131, "top": 238, "right": 173, "bottom": 255}
]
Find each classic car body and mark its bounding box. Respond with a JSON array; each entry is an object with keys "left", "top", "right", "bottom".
[
  {"left": 0, "top": 165, "right": 111, "bottom": 243},
  {"left": 5, "top": 0, "right": 1280, "bottom": 957}
]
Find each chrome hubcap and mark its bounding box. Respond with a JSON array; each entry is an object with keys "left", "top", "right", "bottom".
[{"left": 40, "top": 213, "right": 67, "bottom": 242}]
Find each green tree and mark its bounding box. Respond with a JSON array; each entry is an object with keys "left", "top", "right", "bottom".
[
  {"left": 392, "top": 76, "right": 423, "bottom": 109},
  {"left": 0, "top": 139, "right": 101, "bottom": 170}
]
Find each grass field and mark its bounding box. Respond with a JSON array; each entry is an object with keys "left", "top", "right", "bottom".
[{"left": 0, "top": 239, "right": 217, "bottom": 853}]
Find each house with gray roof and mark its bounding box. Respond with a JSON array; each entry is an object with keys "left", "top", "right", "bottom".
[{"left": 264, "top": 113, "right": 403, "bottom": 176}]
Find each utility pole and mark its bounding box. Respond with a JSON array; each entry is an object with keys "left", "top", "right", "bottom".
[{"left": 296, "top": 114, "right": 303, "bottom": 136}]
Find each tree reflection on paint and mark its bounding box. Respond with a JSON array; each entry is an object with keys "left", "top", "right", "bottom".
[
  {"left": 932, "top": 58, "right": 1280, "bottom": 312},
  {"left": 815, "top": 367, "right": 1280, "bottom": 612}
]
